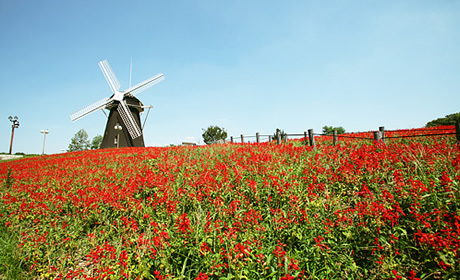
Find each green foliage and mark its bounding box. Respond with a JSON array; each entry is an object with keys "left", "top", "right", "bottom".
[
  {"left": 1, "top": 128, "right": 458, "bottom": 279},
  {"left": 68, "top": 130, "right": 102, "bottom": 151},
  {"left": 426, "top": 112, "right": 460, "bottom": 127},
  {"left": 67, "top": 129, "right": 90, "bottom": 152},
  {"left": 0, "top": 223, "right": 26, "bottom": 279},
  {"left": 273, "top": 128, "right": 287, "bottom": 141},
  {"left": 322, "top": 125, "right": 345, "bottom": 135},
  {"left": 202, "top": 125, "right": 228, "bottom": 145},
  {"left": 90, "top": 135, "right": 103, "bottom": 150}
]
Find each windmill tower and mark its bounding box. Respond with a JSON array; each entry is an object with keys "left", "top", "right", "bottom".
[{"left": 70, "top": 60, "right": 165, "bottom": 148}]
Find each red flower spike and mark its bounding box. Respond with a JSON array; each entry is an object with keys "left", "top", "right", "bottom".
[{"left": 196, "top": 272, "right": 209, "bottom": 280}]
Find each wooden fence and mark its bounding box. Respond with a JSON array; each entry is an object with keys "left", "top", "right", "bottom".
[{"left": 227, "top": 123, "right": 460, "bottom": 148}]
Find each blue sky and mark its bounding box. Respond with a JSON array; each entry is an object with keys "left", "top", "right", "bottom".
[{"left": 1, "top": 0, "right": 459, "bottom": 154}]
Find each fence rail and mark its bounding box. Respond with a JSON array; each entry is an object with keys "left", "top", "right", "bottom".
[{"left": 226, "top": 123, "right": 460, "bottom": 147}]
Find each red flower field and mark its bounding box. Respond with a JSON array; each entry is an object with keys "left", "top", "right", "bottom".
[{"left": 0, "top": 126, "right": 459, "bottom": 279}]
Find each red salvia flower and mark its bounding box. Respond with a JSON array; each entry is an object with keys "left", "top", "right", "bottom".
[{"left": 176, "top": 212, "right": 192, "bottom": 234}]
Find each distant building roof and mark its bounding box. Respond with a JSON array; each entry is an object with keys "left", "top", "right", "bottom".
[{"left": 182, "top": 142, "right": 196, "bottom": 146}]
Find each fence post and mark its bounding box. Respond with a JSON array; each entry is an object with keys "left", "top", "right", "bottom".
[
  {"left": 333, "top": 130, "right": 338, "bottom": 145},
  {"left": 456, "top": 122, "right": 460, "bottom": 142},
  {"left": 308, "top": 129, "right": 316, "bottom": 149},
  {"left": 379, "top": 126, "right": 385, "bottom": 143},
  {"left": 256, "top": 132, "right": 260, "bottom": 143},
  {"left": 304, "top": 131, "right": 308, "bottom": 146},
  {"left": 373, "top": 131, "right": 382, "bottom": 142},
  {"left": 277, "top": 130, "right": 281, "bottom": 145},
  {"left": 269, "top": 135, "right": 272, "bottom": 142},
  {"left": 241, "top": 134, "right": 244, "bottom": 143},
  {"left": 230, "top": 136, "right": 233, "bottom": 143}
]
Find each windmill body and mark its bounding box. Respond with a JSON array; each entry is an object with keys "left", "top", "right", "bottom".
[
  {"left": 70, "top": 60, "right": 165, "bottom": 148},
  {"left": 101, "top": 95, "right": 145, "bottom": 148}
]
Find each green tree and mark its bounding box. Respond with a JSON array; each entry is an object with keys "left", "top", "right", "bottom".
[
  {"left": 202, "top": 125, "right": 228, "bottom": 145},
  {"left": 322, "top": 126, "right": 346, "bottom": 135},
  {"left": 273, "top": 128, "right": 287, "bottom": 141},
  {"left": 426, "top": 112, "right": 460, "bottom": 127},
  {"left": 90, "top": 135, "right": 103, "bottom": 150},
  {"left": 67, "top": 129, "right": 90, "bottom": 152}
]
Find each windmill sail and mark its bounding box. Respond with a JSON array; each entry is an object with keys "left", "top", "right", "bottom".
[
  {"left": 129, "top": 73, "right": 165, "bottom": 97},
  {"left": 70, "top": 97, "right": 112, "bottom": 122},
  {"left": 99, "top": 60, "right": 121, "bottom": 93},
  {"left": 117, "top": 100, "right": 142, "bottom": 139}
]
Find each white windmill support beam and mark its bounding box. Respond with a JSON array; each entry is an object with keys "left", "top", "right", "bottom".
[
  {"left": 129, "top": 73, "right": 165, "bottom": 97},
  {"left": 99, "top": 60, "right": 121, "bottom": 93},
  {"left": 101, "top": 108, "right": 109, "bottom": 118},
  {"left": 142, "top": 105, "right": 153, "bottom": 130},
  {"left": 117, "top": 100, "right": 142, "bottom": 139},
  {"left": 70, "top": 97, "right": 112, "bottom": 122}
]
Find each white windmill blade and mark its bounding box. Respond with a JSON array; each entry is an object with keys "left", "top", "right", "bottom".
[
  {"left": 70, "top": 97, "right": 113, "bottom": 122},
  {"left": 128, "top": 73, "right": 165, "bottom": 97},
  {"left": 117, "top": 100, "right": 142, "bottom": 139},
  {"left": 98, "top": 60, "right": 121, "bottom": 93}
]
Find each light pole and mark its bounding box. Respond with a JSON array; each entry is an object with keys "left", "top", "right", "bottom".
[
  {"left": 40, "top": 130, "right": 49, "bottom": 155},
  {"left": 8, "top": 116, "right": 20, "bottom": 155},
  {"left": 114, "top": 123, "right": 122, "bottom": 148}
]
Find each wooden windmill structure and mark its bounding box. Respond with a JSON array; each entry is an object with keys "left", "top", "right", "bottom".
[{"left": 70, "top": 60, "right": 165, "bottom": 148}]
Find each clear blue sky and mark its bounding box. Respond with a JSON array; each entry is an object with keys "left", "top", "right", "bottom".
[{"left": 1, "top": 0, "right": 459, "bottom": 154}]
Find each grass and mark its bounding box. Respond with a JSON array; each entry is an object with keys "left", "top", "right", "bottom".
[
  {"left": 0, "top": 223, "right": 26, "bottom": 279},
  {"left": 0, "top": 126, "right": 458, "bottom": 279}
]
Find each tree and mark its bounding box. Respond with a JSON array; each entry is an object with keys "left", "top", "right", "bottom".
[
  {"left": 322, "top": 126, "right": 345, "bottom": 135},
  {"left": 426, "top": 112, "right": 460, "bottom": 127},
  {"left": 67, "top": 129, "right": 90, "bottom": 152},
  {"left": 202, "top": 125, "right": 228, "bottom": 145},
  {"left": 90, "top": 135, "right": 103, "bottom": 150},
  {"left": 273, "top": 128, "right": 287, "bottom": 141}
]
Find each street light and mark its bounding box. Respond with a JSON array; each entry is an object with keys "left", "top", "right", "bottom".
[
  {"left": 40, "top": 130, "right": 49, "bottom": 155},
  {"left": 114, "top": 123, "right": 122, "bottom": 148},
  {"left": 8, "top": 116, "right": 20, "bottom": 154}
]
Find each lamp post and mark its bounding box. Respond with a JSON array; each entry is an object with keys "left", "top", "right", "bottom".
[
  {"left": 8, "top": 116, "right": 20, "bottom": 155},
  {"left": 40, "top": 130, "right": 49, "bottom": 155},
  {"left": 114, "top": 123, "right": 122, "bottom": 148}
]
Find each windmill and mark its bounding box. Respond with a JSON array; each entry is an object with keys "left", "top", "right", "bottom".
[{"left": 70, "top": 60, "right": 165, "bottom": 148}]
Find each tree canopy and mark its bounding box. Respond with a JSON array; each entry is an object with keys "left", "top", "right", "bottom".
[
  {"left": 273, "top": 128, "right": 287, "bottom": 141},
  {"left": 322, "top": 126, "right": 346, "bottom": 135},
  {"left": 426, "top": 112, "right": 460, "bottom": 127},
  {"left": 202, "top": 125, "right": 228, "bottom": 145},
  {"left": 68, "top": 129, "right": 90, "bottom": 152},
  {"left": 68, "top": 130, "right": 103, "bottom": 152},
  {"left": 90, "top": 135, "right": 103, "bottom": 150}
]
